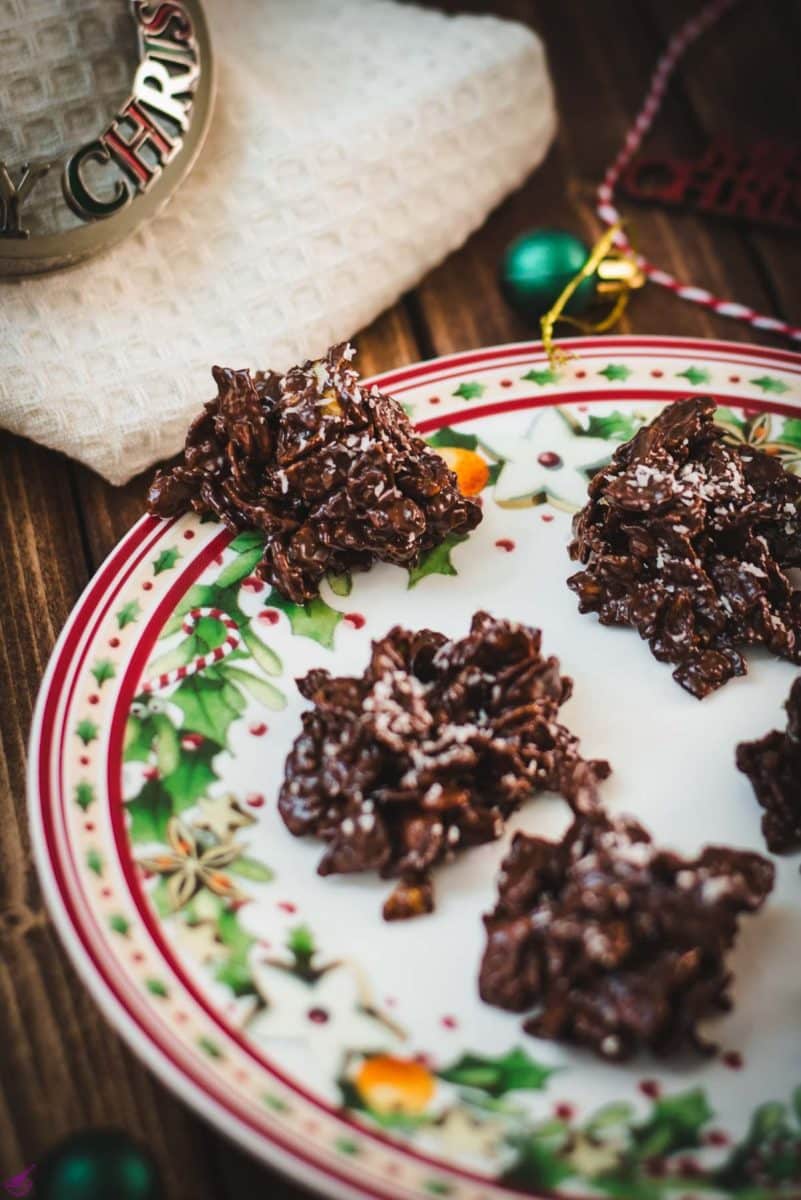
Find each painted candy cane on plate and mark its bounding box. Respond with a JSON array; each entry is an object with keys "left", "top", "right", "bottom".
[{"left": 139, "top": 607, "right": 241, "bottom": 695}]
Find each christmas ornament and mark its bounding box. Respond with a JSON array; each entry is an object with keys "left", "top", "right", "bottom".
[
  {"left": 501, "top": 225, "right": 645, "bottom": 367},
  {"left": 537, "top": 222, "right": 645, "bottom": 365},
  {"left": 504, "top": 0, "right": 800, "bottom": 357},
  {"left": 36, "top": 1130, "right": 163, "bottom": 1200},
  {"left": 500, "top": 229, "right": 597, "bottom": 318},
  {"left": 0, "top": 0, "right": 214, "bottom": 277},
  {"left": 596, "top": 0, "right": 801, "bottom": 344}
]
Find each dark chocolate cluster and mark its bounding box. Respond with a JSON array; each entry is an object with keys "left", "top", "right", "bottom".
[
  {"left": 569, "top": 396, "right": 801, "bottom": 698},
  {"left": 279, "top": 612, "right": 609, "bottom": 920},
  {"left": 479, "top": 810, "right": 774, "bottom": 1061},
  {"left": 147, "top": 343, "right": 481, "bottom": 603},
  {"left": 737, "top": 677, "right": 801, "bottom": 853}
]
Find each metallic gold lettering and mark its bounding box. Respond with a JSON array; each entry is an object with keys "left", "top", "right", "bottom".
[{"left": 0, "top": 161, "right": 51, "bottom": 238}]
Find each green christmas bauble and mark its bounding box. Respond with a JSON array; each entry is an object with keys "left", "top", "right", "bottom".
[
  {"left": 37, "top": 1131, "right": 163, "bottom": 1200},
  {"left": 500, "top": 229, "right": 597, "bottom": 319}
]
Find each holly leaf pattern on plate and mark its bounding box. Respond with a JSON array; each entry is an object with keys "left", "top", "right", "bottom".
[
  {"left": 214, "top": 902, "right": 259, "bottom": 997},
  {"left": 76, "top": 718, "right": 99, "bottom": 745},
  {"left": 239, "top": 626, "right": 283, "bottom": 677},
  {"left": 326, "top": 571, "right": 353, "bottom": 597},
  {"left": 75, "top": 781, "right": 95, "bottom": 811},
  {"left": 266, "top": 590, "right": 343, "bottom": 649},
  {"left": 170, "top": 673, "right": 246, "bottom": 747},
  {"left": 215, "top": 544, "right": 265, "bottom": 590},
  {"left": 779, "top": 418, "right": 801, "bottom": 450},
  {"left": 228, "top": 856, "right": 275, "bottom": 883},
  {"left": 677, "top": 365, "right": 711, "bottom": 386},
  {"left": 750, "top": 375, "right": 789, "bottom": 395},
  {"left": 90, "top": 658, "right": 116, "bottom": 687},
  {"left": 598, "top": 363, "right": 631, "bottom": 382},
  {"left": 116, "top": 600, "right": 141, "bottom": 629},
  {"left": 438, "top": 1047, "right": 557, "bottom": 1097},
  {"left": 162, "top": 739, "right": 220, "bottom": 811},
  {"left": 153, "top": 547, "right": 181, "bottom": 575},
  {"left": 87, "top": 848, "right": 103, "bottom": 876},
  {"left": 583, "top": 410, "right": 641, "bottom": 442},
  {"left": 126, "top": 777, "right": 175, "bottom": 843},
  {"left": 152, "top": 712, "right": 181, "bottom": 777},
  {"left": 522, "top": 367, "right": 560, "bottom": 387},
  {"left": 631, "top": 1088, "right": 713, "bottom": 1157},
  {"left": 426, "top": 427, "right": 479, "bottom": 451},
  {"left": 453, "top": 381, "right": 485, "bottom": 400},
  {"left": 407, "top": 533, "right": 468, "bottom": 588},
  {"left": 161, "top": 584, "right": 222, "bottom": 638},
  {"left": 220, "top": 664, "right": 286, "bottom": 711},
  {"left": 502, "top": 1126, "right": 573, "bottom": 1192}
]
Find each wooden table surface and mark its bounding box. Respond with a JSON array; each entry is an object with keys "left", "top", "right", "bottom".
[{"left": 2, "top": 1, "right": 799, "bottom": 1196}]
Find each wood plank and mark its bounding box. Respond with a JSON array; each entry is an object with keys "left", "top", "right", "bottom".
[
  {"left": 415, "top": 0, "right": 787, "bottom": 354},
  {"left": 0, "top": 301, "right": 419, "bottom": 1197},
  {"left": 2, "top": 4, "right": 797, "bottom": 1197},
  {"left": 0, "top": 432, "right": 221, "bottom": 1193},
  {"left": 537, "top": 0, "right": 791, "bottom": 345},
  {"left": 207, "top": 1139, "right": 318, "bottom": 1200},
  {"left": 643, "top": 0, "right": 801, "bottom": 331}
]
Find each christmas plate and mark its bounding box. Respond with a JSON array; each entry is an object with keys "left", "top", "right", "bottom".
[{"left": 30, "top": 336, "right": 801, "bottom": 1200}]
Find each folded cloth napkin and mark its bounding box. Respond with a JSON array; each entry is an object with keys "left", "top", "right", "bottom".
[{"left": 0, "top": 0, "right": 555, "bottom": 484}]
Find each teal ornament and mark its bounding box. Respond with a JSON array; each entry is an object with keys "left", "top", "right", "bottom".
[
  {"left": 37, "top": 1131, "right": 163, "bottom": 1200},
  {"left": 500, "top": 229, "right": 597, "bottom": 319}
]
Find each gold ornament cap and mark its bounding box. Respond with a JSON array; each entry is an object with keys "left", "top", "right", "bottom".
[
  {"left": 0, "top": 0, "right": 214, "bottom": 277},
  {"left": 540, "top": 223, "right": 646, "bottom": 367}
]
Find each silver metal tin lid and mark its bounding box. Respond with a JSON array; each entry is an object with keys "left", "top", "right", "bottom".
[{"left": 0, "top": 0, "right": 214, "bottom": 276}]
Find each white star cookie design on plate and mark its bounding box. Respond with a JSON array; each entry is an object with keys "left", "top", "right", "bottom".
[
  {"left": 247, "top": 959, "right": 402, "bottom": 1079},
  {"left": 481, "top": 407, "right": 613, "bottom": 511},
  {"left": 194, "top": 793, "right": 256, "bottom": 842}
]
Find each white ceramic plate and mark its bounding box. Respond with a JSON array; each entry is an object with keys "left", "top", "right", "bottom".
[{"left": 30, "top": 337, "right": 801, "bottom": 1200}]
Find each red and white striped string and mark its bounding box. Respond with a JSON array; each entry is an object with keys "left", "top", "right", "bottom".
[
  {"left": 596, "top": 0, "right": 801, "bottom": 345},
  {"left": 140, "top": 607, "right": 241, "bottom": 695}
]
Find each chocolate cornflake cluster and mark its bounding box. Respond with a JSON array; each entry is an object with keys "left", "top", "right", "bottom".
[
  {"left": 480, "top": 810, "right": 774, "bottom": 1061},
  {"left": 568, "top": 396, "right": 801, "bottom": 698},
  {"left": 737, "top": 677, "right": 801, "bottom": 853},
  {"left": 147, "top": 343, "right": 481, "bottom": 604},
  {"left": 279, "top": 611, "right": 609, "bottom": 920}
]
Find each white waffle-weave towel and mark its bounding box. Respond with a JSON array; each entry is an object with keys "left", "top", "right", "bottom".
[{"left": 0, "top": 0, "right": 555, "bottom": 484}]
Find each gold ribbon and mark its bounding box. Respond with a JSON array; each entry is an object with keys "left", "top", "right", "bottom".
[{"left": 540, "top": 222, "right": 645, "bottom": 368}]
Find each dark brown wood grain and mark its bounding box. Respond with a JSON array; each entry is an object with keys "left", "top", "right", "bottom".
[{"left": 1, "top": 3, "right": 797, "bottom": 1197}]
